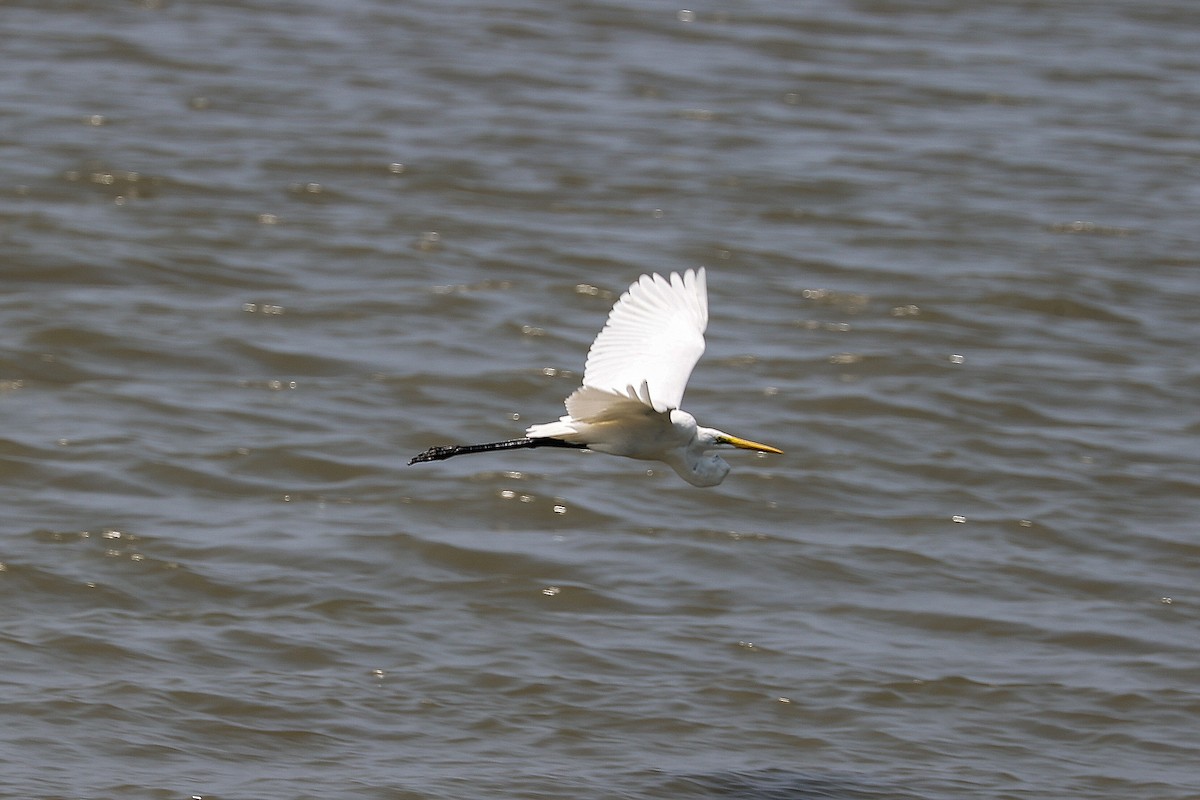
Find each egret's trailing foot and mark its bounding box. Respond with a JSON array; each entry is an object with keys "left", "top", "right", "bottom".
[{"left": 409, "top": 437, "right": 587, "bottom": 465}]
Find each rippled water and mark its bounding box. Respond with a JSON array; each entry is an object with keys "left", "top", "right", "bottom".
[{"left": 3, "top": 1, "right": 1199, "bottom": 798}]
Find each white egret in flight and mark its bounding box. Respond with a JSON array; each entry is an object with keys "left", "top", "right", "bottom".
[{"left": 409, "top": 267, "right": 782, "bottom": 486}]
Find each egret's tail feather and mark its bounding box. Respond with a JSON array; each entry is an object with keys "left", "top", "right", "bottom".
[{"left": 525, "top": 419, "right": 580, "bottom": 439}]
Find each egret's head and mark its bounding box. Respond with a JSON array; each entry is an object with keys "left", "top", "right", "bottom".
[{"left": 669, "top": 426, "right": 782, "bottom": 487}]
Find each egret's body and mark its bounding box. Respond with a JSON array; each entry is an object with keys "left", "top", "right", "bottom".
[{"left": 410, "top": 267, "right": 781, "bottom": 486}]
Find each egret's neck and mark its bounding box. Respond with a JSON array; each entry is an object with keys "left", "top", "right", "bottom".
[
  {"left": 662, "top": 420, "right": 732, "bottom": 487},
  {"left": 667, "top": 409, "right": 699, "bottom": 445}
]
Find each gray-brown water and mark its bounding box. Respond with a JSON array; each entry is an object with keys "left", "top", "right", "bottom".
[{"left": 3, "top": 2, "right": 1199, "bottom": 798}]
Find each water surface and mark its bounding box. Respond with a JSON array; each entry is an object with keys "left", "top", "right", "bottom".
[{"left": 2, "top": 2, "right": 1198, "bottom": 798}]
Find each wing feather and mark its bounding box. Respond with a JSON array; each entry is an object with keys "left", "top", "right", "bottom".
[
  {"left": 563, "top": 385, "right": 656, "bottom": 424},
  {"left": 578, "top": 267, "right": 708, "bottom": 414}
]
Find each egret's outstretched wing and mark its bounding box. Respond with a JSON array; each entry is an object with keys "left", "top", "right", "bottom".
[{"left": 577, "top": 268, "right": 708, "bottom": 414}]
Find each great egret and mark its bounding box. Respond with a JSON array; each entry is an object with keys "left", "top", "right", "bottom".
[{"left": 409, "top": 267, "right": 782, "bottom": 486}]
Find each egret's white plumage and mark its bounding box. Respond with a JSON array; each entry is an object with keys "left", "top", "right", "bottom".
[
  {"left": 525, "top": 267, "right": 780, "bottom": 486},
  {"left": 410, "top": 267, "right": 781, "bottom": 487}
]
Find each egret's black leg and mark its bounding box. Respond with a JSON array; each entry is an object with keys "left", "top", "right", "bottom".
[{"left": 409, "top": 437, "right": 587, "bottom": 465}]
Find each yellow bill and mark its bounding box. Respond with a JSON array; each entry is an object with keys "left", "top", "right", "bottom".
[{"left": 719, "top": 434, "right": 783, "bottom": 454}]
